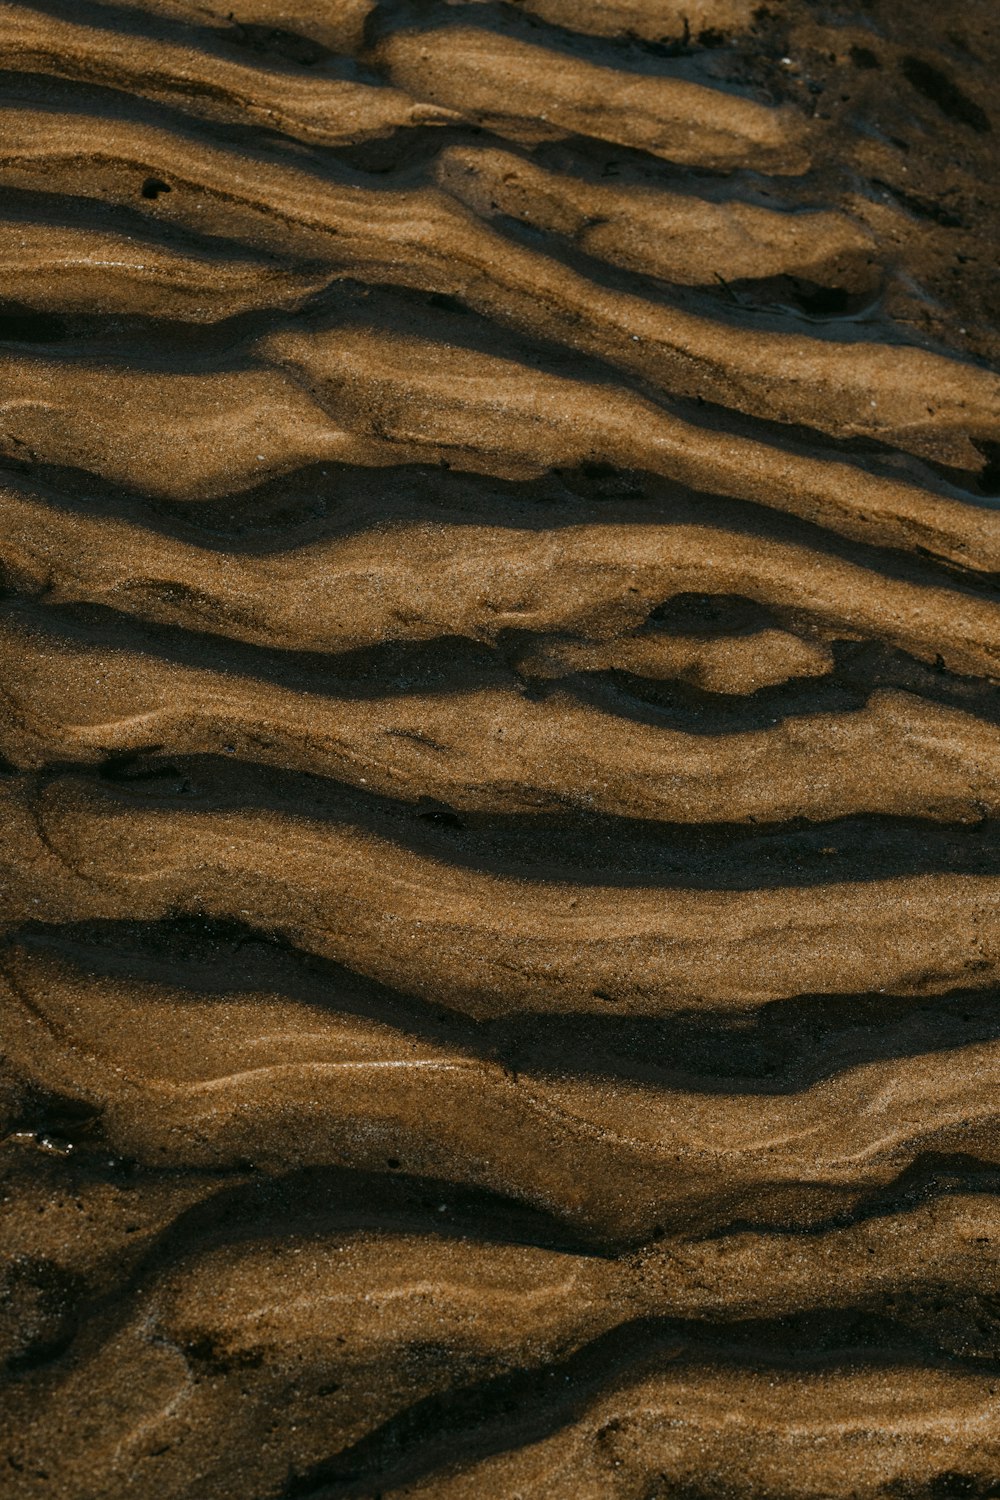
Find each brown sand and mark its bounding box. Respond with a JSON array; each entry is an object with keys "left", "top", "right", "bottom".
[{"left": 1, "top": 1, "right": 999, "bottom": 1496}]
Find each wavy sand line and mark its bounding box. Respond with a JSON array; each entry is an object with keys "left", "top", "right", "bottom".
[
  {"left": 4, "top": 780, "right": 999, "bottom": 1016},
  {"left": 6, "top": 1116, "right": 998, "bottom": 1357},
  {"left": 266, "top": 328, "right": 1000, "bottom": 510},
  {"left": 0, "top": 218, "right": 328, "bottom": 320},
  {"left": 7, "top": 952, "right": 1000, "bottom": 1234},
  {"left": 5, "top": 488, "right": 997, "bottom": 671},
  {"left": 374, "top": 24, "right": 809, "bottom": 171},
  {"left": 3, "top": 619, "right": 999, "bottom": 824},
  {"left": 1, "top": 328, "right": 995, "bottom": 568},
  {"left": 5, "top": 1223, "right": 999, "bottom": 1500},
  {"left": 0, "top": 153, "right": 877, "bottom": 325},
  {"left": 2, "top": 2, "right": 459, "bottom": 147},
  {"left": 393, "top": 1363, "right": 1000, "bottom": 1500},
  {"left": 518, "top": 626, "right": 835, "bottom": 692},
  {"left": 90, "top": 0, "right": 376, "bottom": 55},
  {"left": 1, "top": 110, "right": 996, "bottom": 465},
  {"left": 434, "top": 144, "right": 878, "bottom": 288},
  {"left": 458, "top": 0, "right": 760, "bottom": 43}
]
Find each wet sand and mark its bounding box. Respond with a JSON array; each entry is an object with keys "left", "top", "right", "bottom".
[{"left": 1, "top": 1, "right": 999, "bottom": 1496}]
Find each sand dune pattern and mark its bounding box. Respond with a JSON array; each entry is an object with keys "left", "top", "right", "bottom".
[{"left": 1, "top": 0, "right": 999, "bottom": 1496}]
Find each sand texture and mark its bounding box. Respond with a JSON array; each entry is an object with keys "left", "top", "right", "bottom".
[{"left": 1, "top": 0, "right": 1000, "bottom": 1496}]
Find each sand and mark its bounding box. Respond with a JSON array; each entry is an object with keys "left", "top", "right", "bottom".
[{"left": 1, "top": 0, "right": 999, "bottom": 1496}]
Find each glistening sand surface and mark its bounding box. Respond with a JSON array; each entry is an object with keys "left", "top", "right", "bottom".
[{"left": 1, "top": 1, "right": 1000, "bottom": 1496}]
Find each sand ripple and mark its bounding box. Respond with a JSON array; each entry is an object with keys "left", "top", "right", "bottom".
[{"left": 1, "top": 0, "right": 999, "bottom": 1496}]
